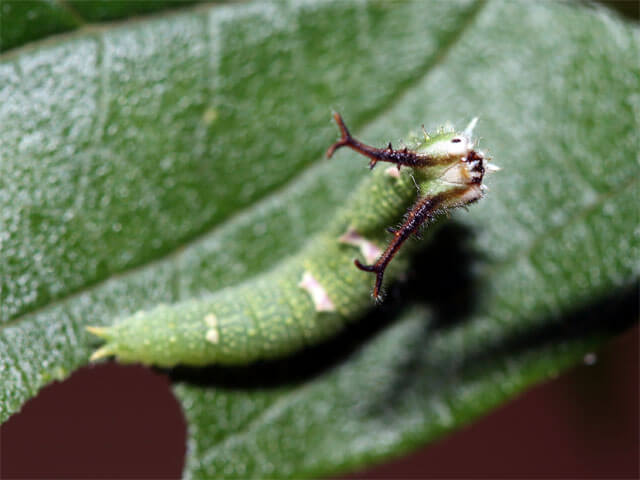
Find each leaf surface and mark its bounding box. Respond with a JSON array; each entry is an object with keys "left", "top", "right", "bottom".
[
  {"left": 1, "top": 0, "right": 638, "bottom": 478},
  {"left": 0, "top": 0, "right": 205, "bottom": 52}
]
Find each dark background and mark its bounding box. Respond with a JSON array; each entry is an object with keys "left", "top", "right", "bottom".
[{"left": 2, "top": 325, "right": 637, "bottom": 479}]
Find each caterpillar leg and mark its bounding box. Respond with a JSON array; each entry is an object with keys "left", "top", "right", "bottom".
[
  {"left": 355, "top": 191, "right": 454, "bottom": 299},
  {"left": 326, "top": 112, "right": 430, "bottom": 169}
]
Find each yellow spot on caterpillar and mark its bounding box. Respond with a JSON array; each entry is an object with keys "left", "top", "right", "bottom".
[
  {"left": 206, "top": 328, "right": 219, "bottom": 344},
  {"left": 298, "top": 271, "right": 335, "bottom": 312},
  {"left": 338, "top": 227, "right": 383, "bottom": 264},
  {"left": 204, "top": 313, "right": 218, "bottom": 328},
  {"left": 202, "top": 107, "right": 218, "bottom": 125},
  {"left": 203, "top": 314, "right": 220, "bottom": 344}
]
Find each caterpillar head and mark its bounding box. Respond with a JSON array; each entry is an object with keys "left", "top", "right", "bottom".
[{"left": 421, "top": 118, "right": 498, "bottom": 203}]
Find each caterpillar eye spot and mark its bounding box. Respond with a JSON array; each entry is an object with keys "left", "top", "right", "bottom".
[{"left": 451, "top": 138, "right": 462, "bottom": 143}]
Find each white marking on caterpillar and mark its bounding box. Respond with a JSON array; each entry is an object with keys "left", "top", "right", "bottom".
[
  {"left": 338, "top": 227, "right": 383, "bottom": 264},
  {"left": 204, "top": 313, "right": 218, "bottom": 327},
  {"left": 384, "top": 166, "right": 401, "bottom": 178},
  {"left": 298, "top": 271, "right": 335, "bottom": 312},
  {"left": 204, "top": 313, "right": 220, "bottom": 344},
  {"left": 206, "top": 329, "right": 220, "bottom": 344}
]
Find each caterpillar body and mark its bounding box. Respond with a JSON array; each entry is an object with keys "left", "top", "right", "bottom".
[{"left": 87, "top": 114, "right": 496, "bottom": 367}]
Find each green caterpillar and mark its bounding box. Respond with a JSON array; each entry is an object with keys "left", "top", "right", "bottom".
[{"left": 87, "top": 113, "right": 497, "bottom": 367}]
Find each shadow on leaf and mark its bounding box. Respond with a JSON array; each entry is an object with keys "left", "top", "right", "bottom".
[{"left": 168, "top": 222, "right": 638, "bottom": 394}]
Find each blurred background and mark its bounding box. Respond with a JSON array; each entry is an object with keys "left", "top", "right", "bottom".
[{"left": 2, "top": 325, "right": 637, "bottom": 478}]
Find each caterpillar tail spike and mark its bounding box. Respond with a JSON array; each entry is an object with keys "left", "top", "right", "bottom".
[
  {"left": 89, "top": 345, "right": 116, "bottom": 362},
  {"left": 86, "top": 325, "right": 110, "bottom": 339},
  {"left": 86, "top": 326, "right": 116, "bottom": 361}
]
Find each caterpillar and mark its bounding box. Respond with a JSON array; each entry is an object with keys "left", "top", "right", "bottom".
[{"left": 87, "top": 113, "right": 497, "bottom": 367}]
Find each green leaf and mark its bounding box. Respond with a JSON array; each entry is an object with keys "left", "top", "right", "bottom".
[
  {"left": 1, "top": 0, "right": 637, "bottom": 478},
  {"left": 0, "top": 0, "right": 205, "bottom": 53},
  {"left": 64, "top": 0, "right": 204, "bottom": 23},
  {"left": 0, "top": 0, "right": 81, "bottom": 52}
]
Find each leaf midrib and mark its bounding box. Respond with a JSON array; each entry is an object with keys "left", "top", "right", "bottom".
[
  {"left": 0, "top": 0, "right": 244, "bottom": 61},
  {"left": 54, "top": 0, "right": 87, "bottom": 26},
  {"left": 1, "top": 0, "right": 487, "bottom": 331}
]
